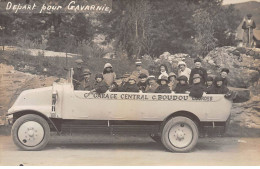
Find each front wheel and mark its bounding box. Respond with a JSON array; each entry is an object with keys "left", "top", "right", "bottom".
[
  {"left": 11, "top": 114, "right": 50, "bottom": 151},
  {"left": 161, "top": 116, "right": 199, "bottom": 152}
]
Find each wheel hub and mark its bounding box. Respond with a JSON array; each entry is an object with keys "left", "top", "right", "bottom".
[
  {"left": 168, "top": 123, "right": 193, "bottom": 148},
  {"left": 18, "top": 121, "right": 44, "bottom": 147}
]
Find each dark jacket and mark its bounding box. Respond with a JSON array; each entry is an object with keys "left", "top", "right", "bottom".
[
  {"left": 145, "top": 83, "right": 159, "bottom": 93},
  {"left": 205, "top": 85, "right": 214, "bottom": 94},
  {"left": 93, "top": 81, "right": 109, "bottom": 94},
  {"left": 123, "top": 83, "right": 140, "bottom": 92},
  {"left": 174, "top": 83, "right": 190, "bottom": 93},
  {"left": 73, "top": 67, "right": 84, "bottom": 89},
  {"left": 137, "top": 81, "right": 147, "bottom": 92},
  {"left": 222, "top": 77, "right": 228, "bottom": 87},
  {"left": 155, "top": 84, "right": 171, "bottom": 93},
  {"left": 78, "top": 79, "right": 94, "bottom": 91},
  {"left": 209, "top": 85, "right": 229, "bottom": 94},
  {"left": 189, "top": 83, "right": 206, "bottom": 98},
  {"left": 189, "top": 68, "right": 207, "bottom": 85}
]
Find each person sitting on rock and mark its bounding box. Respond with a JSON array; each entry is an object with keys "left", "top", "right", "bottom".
[
  {"left": 137, "top": 73, "right": 148, "bottom": 92},
  {"left": 174, "top": 75, "right": 190, "bottom": 94},
  {"left": 92, "top": 73, "right": 109, "bottom": 94},
  {"left": 158, "top": 64, "right": 169, "bottom": 79},
  {"left": 189, "top": 74, "right": 206, "bottom": 98},
  {"left": 155, "top": 75, "right": 171, "bottom": 93},
  {"left": 123, "top": 75, "right": 140, "bottom": 92},
  {"left": 103, "top": 63, "right": 116, "bottom": 87},
  {"left": 168, "top": 72, "right": 178, "bottom": 91},
  {"left": 209, "top": 76, "right": 229, "bottom": 94},
  {"left": 145, "top": 75, "right": 159, "bottom": 93},
  {"left": 189, "top": 58, "right": 207, "bottom": 85},
  {"left": 220, "top": 68, "right": 229, "bottom": 87},
  {"left": 78, "top": 69, "right": 94, "bottom": 91},
  {"left": 177, "top": 61, "right": 191, "bottom": 81},
  {"left": 205, "top": 76, "right": 214, "bottom": 94}
]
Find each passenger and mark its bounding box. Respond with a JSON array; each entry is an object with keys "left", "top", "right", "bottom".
[
  {"left": 189, "top": 74, "right": 206, "bottom": 98},
  {"left": 92, "top": 73, "right": 109, "bottom": 94},
  {"left": 220, "top": 68, "right": 229, "bottom": 87},
  {"left": 158, "top": 64, "right": 169, "bottom": 79},
  {"left": 177, "top": 61, "right": 191, "bottom": 81},
  {"left": 103, "top": 63, "right": 116, "bottom": 87},
  {"left": 78, "top": 69, "right": 94, "bottom": 91},
  {"left": 168, "top": 72, "right": 178, "bottom": 91},
  {"left": 110, "top": 77, "right": 123, "bottom": 92},
  {"left": 123, "top": 75, "right": 140, "bottom": 92},
  {"left": 174, "top": 75, "right": 190, "bottom": 93},
  {"left": 118, "top": 73, "right": 131, "bottom": 92},
  {"left": 145, "top": 75, "right": 159, "bottom": 93},
  {"left": 73, "top": 59, "right": 84, "bottom": 90},
  {"left": 210, "top": 76, "right": 229, "bottom": 94},
  {"left": 189, "top": 58, "right": 207, "bottom": 85},
  {"left": 205, "top": 76, "right": 214, "bottom": 94},
  {"left": 137, "top": 73, "right": 148, "bottom": 92},
  {"left": 155, "top": 75, "right": 171, "bottom": 93},
  {"left": 131, "top": 60, "right": 149, "bottom": 82}
]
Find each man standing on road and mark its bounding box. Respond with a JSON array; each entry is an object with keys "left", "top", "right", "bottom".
[
  {"left": 73, "top": 59, "right": 84, "bottom": 90},
  {"left": 242, "top": 14, "right": 256, "bottom": 48}
]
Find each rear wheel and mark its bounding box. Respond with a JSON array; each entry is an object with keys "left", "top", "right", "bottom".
[
  {"left": 11, "top": 114, "right": 50, "bottom": 151},
  {"left": 161, "top": 116, "right": 198, "bottom": 152}
]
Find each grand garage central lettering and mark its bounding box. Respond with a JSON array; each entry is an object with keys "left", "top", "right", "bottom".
[{"left": 84, "top": 93, "right": 213, "bottom": 101}]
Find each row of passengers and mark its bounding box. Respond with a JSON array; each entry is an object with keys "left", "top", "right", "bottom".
[
  {"left": 79, "top": 68, "right": 229, "bottom": 99},
  {"left": 74, "top": 57, "right": 230, "bottom": 91}
]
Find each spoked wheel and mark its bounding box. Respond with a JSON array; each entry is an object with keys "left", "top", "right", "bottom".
[
  {"left": 161, "top": 116, "right": 198, "bottom": 152},
  {"left": 11, "top": 114, "right": 50, "bottom": 151}
]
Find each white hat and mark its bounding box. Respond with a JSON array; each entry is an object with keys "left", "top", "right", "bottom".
[
  {"left": 104, "top": 63, "right": 112, "bottom": 69},
  {"left": 178, "top": 61, "right": 186, "bottom": 67}
]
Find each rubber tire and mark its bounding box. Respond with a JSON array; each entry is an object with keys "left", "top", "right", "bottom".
[
  {"left": 11, "top": 114, "right": 50, "bottom": 151},
  {"left": 161, "top": 116, "right": 199, "bottom": 153}
]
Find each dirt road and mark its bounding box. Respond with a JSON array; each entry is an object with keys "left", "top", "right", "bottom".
[{"left": 0, "top": 135, "right": 260, "bottom": 166}]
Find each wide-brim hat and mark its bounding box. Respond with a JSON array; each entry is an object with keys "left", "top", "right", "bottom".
[
  {"left": 178, "top": 61, "right": 186, "bottom": 67},
  {"left": 83, "top": 68, "right": 91, "bottom": 75},
  {"left": 192, "top": 73, "right": 201, "bottom": 79},
  {"left": 75, "top": 59, "right": 83, "bottom": 64},
  {"left": 221, "top": 68, "right": 229, "bottom": 74},
  {"left": 177, "top": 75, "right": 188, "bottom": 81},
  {"left": 157, "top": 75, "right": 169, "bottom": 84},
  {"left": 104, "top": 63, "right": 112, "bottom": 69},
  {"left": 168, "top": 72, "right": 177, "bottom": 78}
]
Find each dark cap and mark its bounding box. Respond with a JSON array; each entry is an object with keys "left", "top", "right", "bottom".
[
  {"left": 215, "top": 76, "right": 223, "bottom": 82},
  {"left": 247, "top": 14, "right": 252, "bottom": 17},
  {"left": 177, "top": 75, "right": 188, "bottom": 81},
  {"left": 206, "top": 76, "right": 214, "bottom": 81},
  {"left": 194, "top": 58, "right": 202, "bottom": 63},
  {"left": 193, "top": 74, "right": 201, "bottom": 79},
  {"left": 221, "top": 68, "right": 229, "bottom": 74},
  {"left": 139, "top": 73, "right": 148, "bottom": 79}
]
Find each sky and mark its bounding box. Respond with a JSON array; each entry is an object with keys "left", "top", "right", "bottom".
[{"left": 223, "top": 0, "right": 260, "bottom": 5}]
